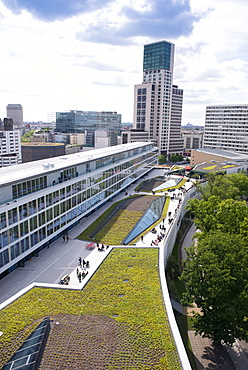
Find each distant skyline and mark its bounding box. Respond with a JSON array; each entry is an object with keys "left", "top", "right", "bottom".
[{"left": 0, "top": 0, "right": 247, "bottom": 125}]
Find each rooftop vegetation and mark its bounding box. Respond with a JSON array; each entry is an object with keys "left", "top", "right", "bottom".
[
  {"left": 0, "top": 248, "right": 181, "bottom": 369},
  {"left": 77, "top": 194, "right": 158, "bottom": 245}
]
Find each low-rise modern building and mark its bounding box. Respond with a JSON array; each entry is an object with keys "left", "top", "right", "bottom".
[
  {"left": 0, "top": 118, "right": 22, "bottom": 167},
  {"left": 121, "top": 129, "right": 150, "bottom": 145},
  {"left": 190, "top": 148, "right": 248, "bottom": 167},
  {"left": 203, "top": 104, "right": 248, "bottom": 153},
  {"left": 0, "top": 142, "right": 157, "bottom": 277},
  {"left": 21, "top": 143, "right": 66, "bottom": 163}
]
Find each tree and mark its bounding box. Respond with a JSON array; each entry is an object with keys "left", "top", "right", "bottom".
[
  {"left": 177, "top": 154, "right": 183, "bottom": 161},
  {"left": 194, "top": 172, "right": 240, "bottom": 201},
  {"left": 181, "top": 231, "right": 248, "bottom": 345},
  {"left": 170, "top": 154, "right": 178, "bottom": 163},
  {"left": 158, "top": 155, "right": 166, "bottom": 164},
  {"left": 187, "top": 196, "right": 220, "bottom": 233},
  {"left": 228, "top": 173, "right": 248, "bottom": 198},
  {"left": 187, "top": 196, "right": 248, "bottom": 234},
  {"left": 183, "top": 173, "right": 248, "bottom": 345},
  {"left": 21, "top": 130, "right": 36, "bottom": 143}
]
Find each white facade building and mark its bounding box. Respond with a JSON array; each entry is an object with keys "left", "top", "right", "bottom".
[
  {"left": 182, "top": 133, "right": 203, "bottom": 152},
  {"left": 0, "top": 119, "right": 22, "bottom": 167},
  {"left": 0, "top": 142, "right": 157, "bottom": 276},
  {"left": 203, "top": 104, "right": 248, "bottom": 153}
]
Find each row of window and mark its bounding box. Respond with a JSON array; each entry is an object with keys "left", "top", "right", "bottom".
[
  {"left": 0, "top": 155, "right": 157, "bottom": 263},
  {"left": 12, "top": 176, "right": 47, "bottom": 199}
]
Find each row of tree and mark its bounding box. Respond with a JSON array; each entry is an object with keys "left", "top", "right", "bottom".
[
  {"left": 181, "top": 172, "right": 248, "bottom": 345},
  {"left": 21, "top": 130, "right": 36, "bottom": 142},
  {"left": 158, "top": 154, "right": 186, "bottom": 163}
]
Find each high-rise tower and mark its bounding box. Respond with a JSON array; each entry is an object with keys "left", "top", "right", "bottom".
[
  {"left": 6, "top": 104, "right": 23, "bottom": 126},
  {"left": 133, "top": 40, "right": 183, "bottom": 157}
]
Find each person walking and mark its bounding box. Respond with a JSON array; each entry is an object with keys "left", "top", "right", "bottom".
[
  {"left": 78, "top": 257, "right": 82, "bottom": 267},
  {"left": 141, "top": 235, "right": 144, "bottom": 242},
  {"left": 78, "top": 272, "right": 82, "bottom": 283}
]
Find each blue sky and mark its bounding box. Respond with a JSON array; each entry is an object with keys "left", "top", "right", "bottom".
[{"left": 0, "top": 0, "right": 248, "bottom": 125}]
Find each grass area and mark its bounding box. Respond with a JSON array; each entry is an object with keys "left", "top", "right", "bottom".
[
  {"left": 78, "top": 194, "right": 169, "bottom": 245},
  {"left": 0, "top": 248, "right": 181, "bottom": 370},
  {"left": 77, "top": 196, "right": 141, "bottom": 244},
  {"left": 94, "top": 209, "right": 143, "bottom": 244}
]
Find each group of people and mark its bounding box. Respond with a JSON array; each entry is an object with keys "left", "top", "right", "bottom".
[
  {"left": 150, "top": 231, "right": 165, "bottom": 246},
  {"left": 62, "top": 234, "right": 69, "bottom": 242},
  {"left": 78, "top": 256, "right": 89, "bottom": 268},
  {"left": 76, "top": 267, "right": 88, "bottom": 283},
  {"left": 59, "top": 274, "right": 70, "bottom": 285},
  {"left": 97, "top": 243, "right": 109, "bottom": 251},
  {"left": 77, "top": 256, "right": 90, "bottom": 283}
]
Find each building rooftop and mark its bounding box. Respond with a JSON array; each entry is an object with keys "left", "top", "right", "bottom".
[
  {"left": 0, "top": 142, "right": 153, "bottom": 187},
  {"left": 193, "top": 148, "right": 248, "bottom": 161},
  {"left": 193, "top": 161, "right": 243, "bottom": 174},
  {"left": 21, "top": 143, "right": 64, "bottom": 146}
]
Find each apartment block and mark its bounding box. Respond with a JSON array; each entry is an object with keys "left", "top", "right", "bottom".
[
  {"left": 0, "top": 118, "right": 22, "bottom": 167},
  {"left": 203, "top": 105, "right": 248, "bottom": 153}
]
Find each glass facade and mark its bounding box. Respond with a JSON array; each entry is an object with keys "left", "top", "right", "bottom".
[
  {"left": 143, "top": 41, "right": 172, "bottom": 72},
  {"left": 123, "top": 196, "right": 166, "bottom": 244},
  {"left": 56, "top": 111, "right": 122, "bottom": 135}
]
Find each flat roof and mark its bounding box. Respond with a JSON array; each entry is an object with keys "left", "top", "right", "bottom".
[
  {"left": 193, "top": 161, "right": 243, "bottom": 173},
  {"left": 21, "top": 143, "right": 64, "bottom": 147},
  {"left": 193, "top": 148, "right": 248, "bottom": 160},
  {"left": 0, "top": 142, "right": 154, "bottom": 187}
]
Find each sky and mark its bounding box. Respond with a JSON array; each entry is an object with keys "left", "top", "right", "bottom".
[{"left": 0, "top": 0, "right": 248, "bottom": 126}]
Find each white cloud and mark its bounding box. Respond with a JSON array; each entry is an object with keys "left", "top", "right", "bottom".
[{"left": 0, "top": 0, "right": 247, "bottom": 126}]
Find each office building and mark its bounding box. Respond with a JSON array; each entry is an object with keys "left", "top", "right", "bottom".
[
  {"left": 56, "top": 111, "right": 122, "bottom": 137},
  {"left": 133, "top": 41, "right": 183, "bottom": 157},
  {"left": 182, "top": 133, "right": 203, "bottom": 152},
  {"left": 6, "top": 104, "right": 23, "bottom": 126},
  {"left": 203, "top": 104, "right": 248, "bottom": 153},
  {"left": 0, "top": 142, "right": 157, "bottom": 276},
  {"left": 168, "top": 85, "right": 184, "bottom": 155},
  {"left": 0, "top": 118, "right": 22, "bottom": 167}
]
